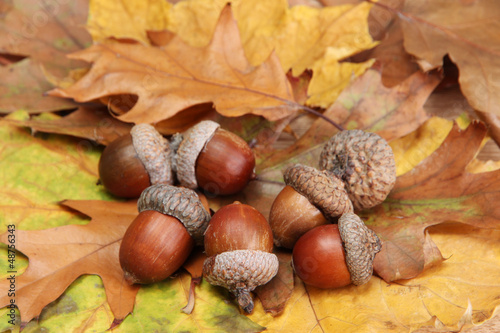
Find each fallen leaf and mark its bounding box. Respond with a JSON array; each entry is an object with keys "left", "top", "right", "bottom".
[
  {"left": 6, "top": 106, "right": 133, "bottom": 145},
  {"left": 398, "top": 0, "right": 500, "bottom": 115},
  {"left": 51, "top": 6, "right": 296, "bottom": 124},
  {"left": 369, "top": 121, "right": 500, "bottom": 281},
  {"left": 0, "top": 0, "right": 91, "bottom": 113},
  {"left": 0, "top": 200, "right": 139, "bottom": 325},
  {"left": 249, "top": 223, "right": 500, "bottom": 332},
  {"left": 87, "top": 0, "right": 171, "bottom": 44},
  {"left": 0, "top": 60, "right": 77, "bottom": 113},
  {"left": 256, "top": 69, "right": 441, "bottom": 172}
]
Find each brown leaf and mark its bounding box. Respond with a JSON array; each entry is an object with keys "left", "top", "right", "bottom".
[
  {"left": 0, "top": 200, "right": 139, "bottom": 324},
  {"left": 370, "top": 121, "right": 500, "bottom": 281},
  {"left": 256, "top": 69, "right": 441, "bottom": 171},
  {"left": 254, "top": 250, "right": 294, "bottom": 316},
  {"left": 0, "top": 60, "right": 77, "bottom": 113},
  {"left": 0, "top": 0, "right": 91, "bottom": 113},
  {"left": 399, "top": 0, "right": 500, "bottom": 115},
  {"left": 6, "top": 106, "right": 132, "bottom": 145},
  {"left": 50, "top": 6, "right": 296, "bottom": 124}
]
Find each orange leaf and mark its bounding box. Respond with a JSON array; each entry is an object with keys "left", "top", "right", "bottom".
[
  {"left": 50, "top": 6, "right": 296, "bottom": 124},
  {"left": 0, "top": 200, "right": 139, "bottom": 325}
]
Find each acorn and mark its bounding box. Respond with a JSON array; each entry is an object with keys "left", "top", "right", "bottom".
[
  {"left": 269, "top": 164, "right": 353, "bottom": 249},
  {"left": 202, "top": 202, "right": 279, "bottom": 313},
  {"left": 292, "top": 212, "right": 381, "bottom": 289},
  {"left": 119, "top": 184, "right": 210, "bottom": 284},
  {"left": 175, "top": 120, "right": 255, "bottom": 195},
  {"left": 98, "top": 124, "right": 173, "bottom": 198},
  {"left": 319, "top": 129, "right": 396, "bottom": 210}
]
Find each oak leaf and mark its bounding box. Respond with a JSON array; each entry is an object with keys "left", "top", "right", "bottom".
[
  {"left": 51, "top": 6, "right": 296, "bottom": 124},
  {"left": 370, "top": 121, "right": 500, "bottom": 281},
  {"left": 0, "top": 200, "right": 140, "bottom": 325},
  {"left": 0, "top": 0, "right": 91, "bottom": 113},
  {"left": 399, "top": 0, "right": 500, "bottom": 116}
]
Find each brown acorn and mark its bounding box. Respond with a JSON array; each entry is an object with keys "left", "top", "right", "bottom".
[
  {"left": 269, "top": 164, "right": 353, "bottom": 249},
  {"left": 202, "top": 202, "right": 278, "bottom": 313},
  {"left": 175, "top": 120, "right": 255, "bottom": 195},
  {"left": 292, "top": 212, "right": 381, "bottom": 288},
  {"left": 98, "top": 124, "right": 173, "bottom": 198},
  {"left": 119, "top": 184, "right": 210, "bottom": 284}
]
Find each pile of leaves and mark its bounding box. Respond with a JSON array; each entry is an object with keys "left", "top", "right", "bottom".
[{"left": 1, "top": 0, "right": 500, "bottom": 332}]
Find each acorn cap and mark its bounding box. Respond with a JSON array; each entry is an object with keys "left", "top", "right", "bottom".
[
  {"left": 338, "top": 212, "right": 381, "bottom": 286},
  {"left": 175, "top": 120, "right": 220, "bottom": 189},
  {"left": 203, "top": 250, "right": 279, "bottom": 313},
  {"left": 319, "top": 130, "right": 396, "bottom": 211},
  {"left": 283, "top": 164, "right": 353, "bottom": 220},
  {"left": 130, "top": 124, "right": 173, "bottom": 185},
  {"left": 137, "top": 184, "right": 211, "bottom": 245}
]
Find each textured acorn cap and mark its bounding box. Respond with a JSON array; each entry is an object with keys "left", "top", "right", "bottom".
[
  {"left": 175, "top": 120, "right": 220, "bottom": 189},
  {"left": 138, "top": 184, "right": 211, "bottom": 245},
  {"left": 130, "top": 124, "right": 173, "bottom": 185},
  {"left": 319, "top": 130, "right": 396, "bottom": 210},
  {"left": 338, "top": 212, "right": 381, "bottom": 286},
  {"left": 284, "top": 164, "right": 353, "bottom": 220},
  {"left": 203, "top": 250, "right": 279, "bottom": 313}
]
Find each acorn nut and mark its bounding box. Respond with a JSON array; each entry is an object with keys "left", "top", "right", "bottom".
[
  {"left": 119, "top": 184, "right": 210, "bottom": 284},
  {"left": 292, "top": 212, "right": 381, "bottom": 288},
  {"left": 202, "top": 202, "right": 278, "bottom": 313},
  {"left": 269, "top": 164, "right": 353, "bottom": 249},
  {"left": 98, "top": 124, "right": 173, "bottom": 198},
  {"left": 319, "top": 130, "right": 396, "bottom": 210},
  {"left": 175, "top": 120, "right": 256, "bottom": 195}
]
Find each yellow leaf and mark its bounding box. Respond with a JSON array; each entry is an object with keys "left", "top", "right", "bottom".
[
  {"left": 87, "top": 0, "right": 171, "bottom": 44},
  {"left": 306, "top": 53, "right": 374, "bottom": 108},
  {"left": 390, "top": 117, "right": 454, "bottom": 176}
]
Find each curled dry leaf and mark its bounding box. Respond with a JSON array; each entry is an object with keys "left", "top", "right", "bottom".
[{"left": 50, "top": 6, "right": 296, "bottom": 125}]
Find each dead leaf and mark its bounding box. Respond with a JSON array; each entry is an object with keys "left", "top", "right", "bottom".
[
  {"left": 256, "top": 69, "right": 441, "bottom": 172},
  {"left": 5, "top": 106, "right": 132, "bottom": 145},
  {"left": 50, "top": 6, "right": 296, "bottom": 124},
  {"left": 0, "top": 0, "right": 91, "bottom": 113},
  {"left": 0, "top": 200, "right": 139, "bottom": 325},
  {"left": 398, "top": 0, "right": 500, "bottom": 116},
  {"left": 0, "top": 60, "right": 77, "bottom": 113},
  {"left": 370, "top": 121, "right": 500, "bottom": 281}
]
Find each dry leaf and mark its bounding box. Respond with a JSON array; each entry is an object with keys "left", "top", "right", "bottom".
[
  {"left": 370, "top": 121, "right": 500, "bottom": 281},
  {"left": 6, "top": 106, "right": 132, "bottom": 145},
  {"left": 51, "top": 6, "right": 295, "bottom": 124},
  {"left": 399, "top": 0, "right": 500, "bottom": 115},
  {"left": 256, "top": 69, "right": 440, "bottom": 172},
  {"left": 0, "top": 200, "right": 139, "bottom": 325},
  {"left": 0, "top": 0, "right": 91, "bottom": 113}
]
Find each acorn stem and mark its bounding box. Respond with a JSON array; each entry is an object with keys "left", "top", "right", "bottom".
[{"left": 236, "top": 289, "right": 254, "bottom": 314}]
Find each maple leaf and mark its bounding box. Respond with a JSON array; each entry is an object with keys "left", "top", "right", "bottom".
[
  {"left": 369, "top": 121, "right": 500, "bottom": 281},
  {"left": 395, "top": 0, "right": 500, "bottom": 116},
  {"left": 50, "top": 6, "right": 296, "bottom": 124},
  {"left": 0, "top": 0, "right": 91, "bottom": 113},
  {"left": 0, "top": 200, "right": 139, "bottom": 325}
]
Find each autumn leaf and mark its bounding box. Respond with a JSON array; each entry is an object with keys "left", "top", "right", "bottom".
[
  {"left": 395, "top": 0, "right": 500, "bottom": 116},
  {"left": 6, "top": 106, "right": 133, "bottom": 145},
  {"left": 0, "top": 200, "right": 139, "bottom": 325},
  {"left": 51, "top": 6, "right": 296, "bottom": 124},
  {"left": 0, "top": 0, "right": 91, "bottom": 113},
  {"left": 256, "top": 69, "right": 441, "bottom": 173},
  {"left": 368, "top": 121, "right": 500, "bottom": 281}
]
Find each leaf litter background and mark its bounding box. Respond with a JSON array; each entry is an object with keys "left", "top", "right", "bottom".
[{"left": 1, "top": 0, "right": 500, "bottom": 332}]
